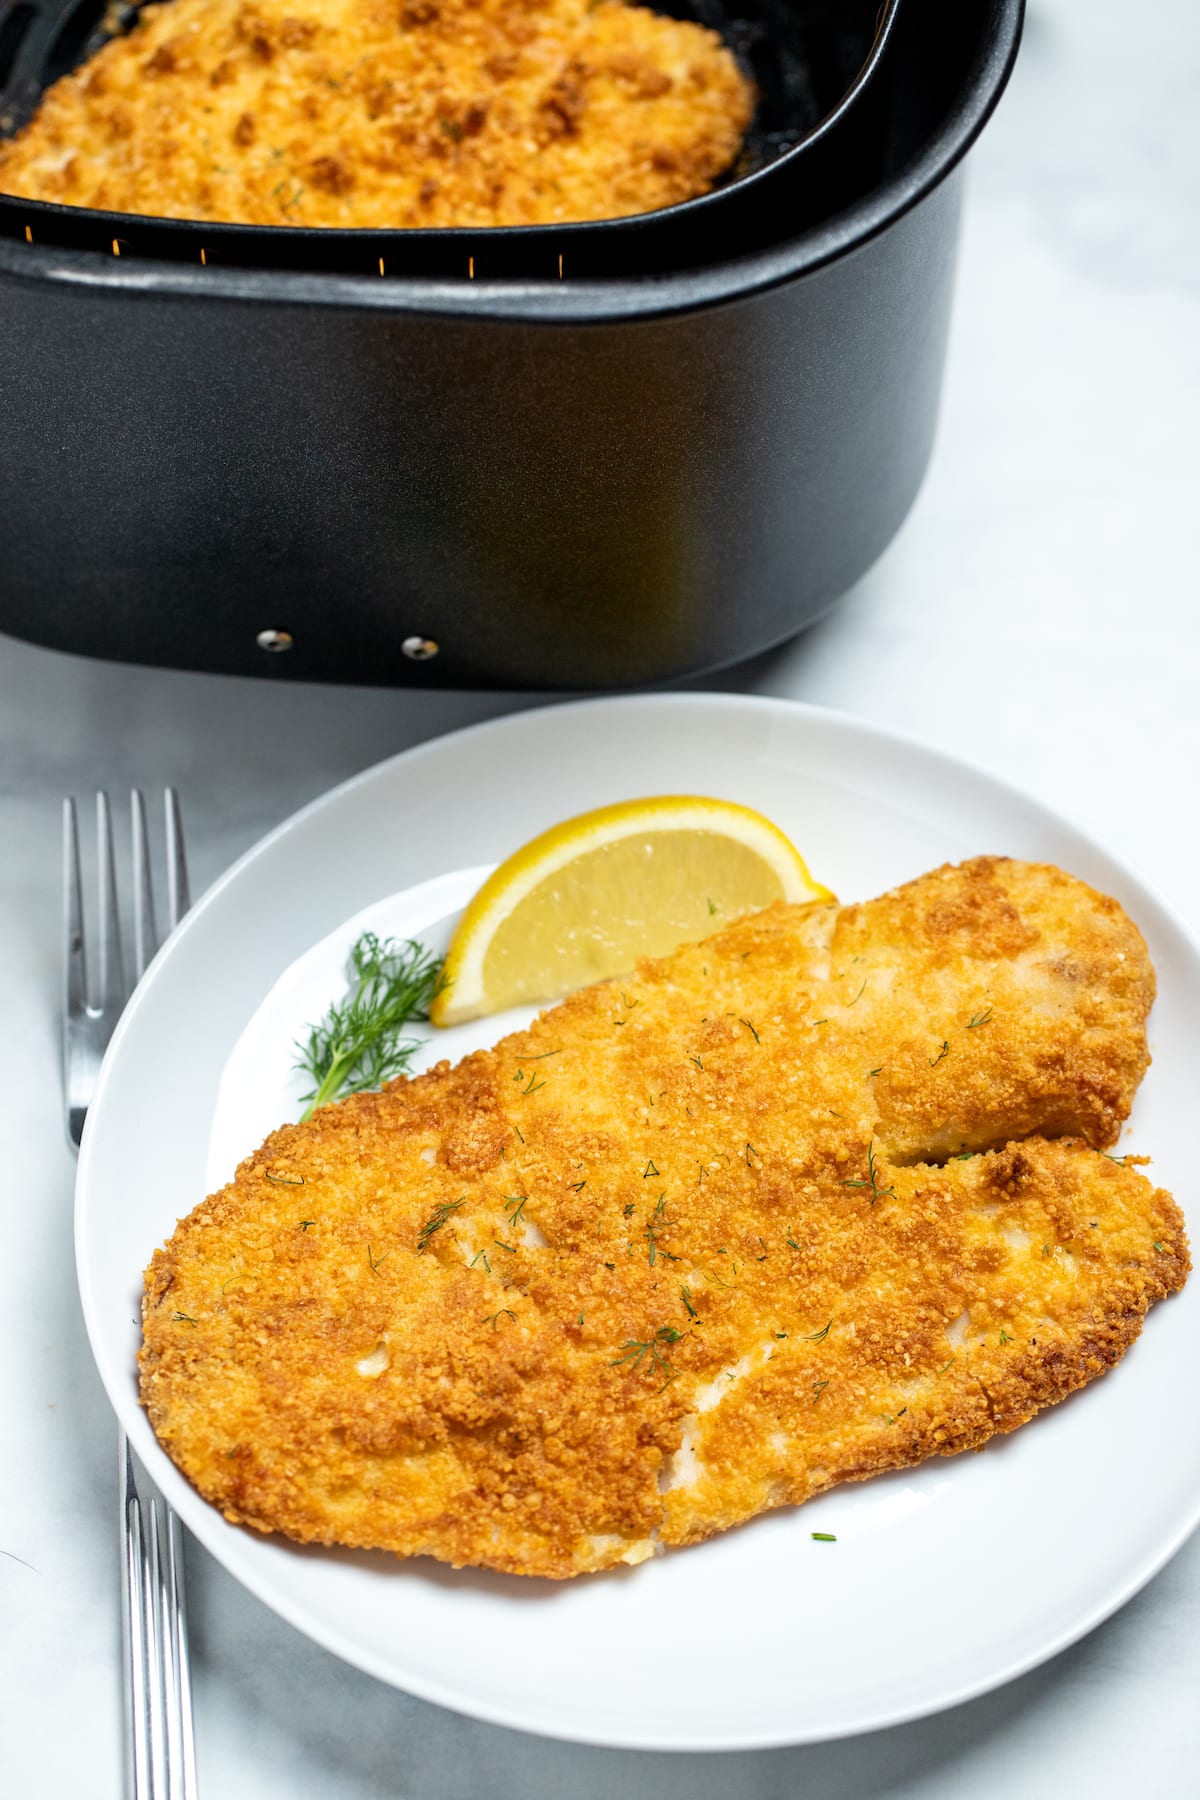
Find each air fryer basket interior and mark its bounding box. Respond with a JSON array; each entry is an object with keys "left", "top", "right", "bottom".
[{"left": 0, "top": 0, "right": 897, "bottom": 274}]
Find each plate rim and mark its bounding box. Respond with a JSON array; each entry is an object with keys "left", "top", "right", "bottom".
[{"left": 74, "top": 691, "right": 1200, "bottom": 1750}]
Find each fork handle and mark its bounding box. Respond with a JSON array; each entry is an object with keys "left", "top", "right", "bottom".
[{"left": 120, "top": 1437, "right": 198, "bottom": 1799}]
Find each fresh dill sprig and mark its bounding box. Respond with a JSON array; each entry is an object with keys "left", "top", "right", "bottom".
[
  {"left": 842, "top": 1141, "right": 895, "bottom": 1205},
  {"left": 611, "top": 1325, "right": 682, "bottom": 1388},
  {"left": 416, "top": 1198, "right": 463, "bottom": 1253},
  {"left": 294, "top": 932, "right": 443, "bottom": 1120},
  {"left": 644, "top": 1192, "right": 678, "bottom": 1266}
]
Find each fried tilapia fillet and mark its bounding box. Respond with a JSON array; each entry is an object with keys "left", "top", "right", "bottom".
[
  {"left": 140, "top": 858, "right": 1189, "bottom": 1577},
  {"left": 0, "top": 0, "right": 753, "bottom": 228}
]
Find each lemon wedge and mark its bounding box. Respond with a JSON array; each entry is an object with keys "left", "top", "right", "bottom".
[{"left": 430, "top": 795, "right": 833, "bottom": 1027}]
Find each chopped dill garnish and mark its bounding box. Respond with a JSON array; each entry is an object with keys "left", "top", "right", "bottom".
[
  {"left": 367, "top": 1244, "right": 388, "bottom": 1274},
  {"left": 786, "top": 1234, "right": 801, "bottom": 1251},
  {"left": 936, "top": 1357, "right": 955, "bottom": 1374},
  {"left": 470, "top": 1248, "right": 491, "bottom": 1271},
  {"left": 492, "top": 1236, "right": 516, "bottom": 1253},
  {"left": 867, "top": 1067, "right": 883, "bottom": 1078},
  {"left": 951, "top": 1150, "right": 977, "bottom": 1160},
  {"left": 173, "top": 1312, "right": 197, "bottom": 1325},
  {"left": 504, "top": 1195, "right": 528, "bottom": 1226},
  {"left": 644, "top": 1192, "right": 678, "bottom": 1266},
  {"left": 623, "top": 1202, "right": 636, "bottom": 1218},
  {"left": 688, "top": 1054, "right": 704, "bottom": 1070},
  {"left": 929, "top": 1040, "right": 950, "bottom": 1067},
  {"left": 1101, "top": 1152, "right": 1128, "bottom": 1164},
  {"left": 811, "top": 1532, "right": 837, "bottom": 1542},
  {"left": 811, "top": 1378, "right": 830, "bottom": 1404},
  {"left": 967, "top": 1008, "right": 993, "bottom": 1029},
  {"left": 842, "top": 1141, "right": 895, "bottom": 1205},
  {"left": 999, "top": 1329, "right": 1012, "bottom": 1344},
  {"left": 610, "top": 1326, "right": 681, "bottom": 1388},
  {"left": 520, "top": 1075, "right": 547, "bottom": 1098},
  {"left": 569, "top": 1179, "right": 587, "bottom": 1192},
  {"left": 706, "top": 896, "right": 718, "bottom": 915},
  {"left": 803, "top": 1320, "right": 832, "bottom": 1342},
  {"left": 739, "top": 1018, "right": 760, "bottom": 1043},
  {"left": 811, "top": 1018, "right": 828, "bottom": 1027},
  {"left": 265, "top": 1169, "right": 305, "bottom": 1186},
  {"left": 847, "top": 978, "right": 867, "bottom": 1006},
  {"left": 521, "top": 1048, "right": 562, "bottom": 1061},
  {"left": 514, "top": 1125, "right": 525, "bottom": 1144},
  {"left": 1042, "top": 1243, "right": 1052, "bottom": 1257},
  {"left": 745, "top": 1142, "right": 760, "bottom": 1165},
  {"left": 1154, "top": 1241, "right": 1165, "bottom": 1252},
  {"left": 416, "top": 1198, "right": 463, "bottom": 1253},
  {"left": 643, "top": 1160, "right": 659, "bottom": 1178},
  {"left": 773, "top": 1330, "right": 787, "bottom": 1340},
  {"left": 294, "top": 932, "right": 443, "bottom": 1120},
  {"left": 486, "top": 1309, "right": 516, "bottom": 1330},
  {"left": 680, "top": 1285, "right": 697, "bottom": 1319},
  {"left": 756, "top": 1236, "right": 769, "bottom": 1261},
  {"left": 299, "top": 1220, "right": 315, "bottom": 1231}
]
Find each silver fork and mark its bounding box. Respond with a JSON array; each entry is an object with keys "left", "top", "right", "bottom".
[{"left": 64, "top": 789, "right": 199, "bottom": 1800}]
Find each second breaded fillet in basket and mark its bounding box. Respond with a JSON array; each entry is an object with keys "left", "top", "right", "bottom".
[
  {"left": 140, "top": 858, "right": 1188, "bottom": 1577},
  {"left": 0, "top": 0, "right": 755, "bottom": 227}
]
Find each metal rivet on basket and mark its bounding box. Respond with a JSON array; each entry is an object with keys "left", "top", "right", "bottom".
[
  {"left": 256, "top": 629, "right": 294, "bottom": 653},
  {"left": 402, "top": 636, "right": 440, "bottom": 662}
]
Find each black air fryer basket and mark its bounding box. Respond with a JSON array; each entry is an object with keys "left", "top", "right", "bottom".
[{"left": 0, "top": 0, "right": 1024, "bottom": 688}]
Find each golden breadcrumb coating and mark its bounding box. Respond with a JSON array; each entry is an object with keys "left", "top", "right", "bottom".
[
  {"left": 139, "top": 858, "right": 1188, "bottom": 1578},
  {"left": 0, "top": 0, "right": 754, "bottom": 227}
]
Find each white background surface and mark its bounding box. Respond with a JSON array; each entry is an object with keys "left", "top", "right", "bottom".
[{"left": 2, "top": 0, "right": 1198, "bottom": 1792}]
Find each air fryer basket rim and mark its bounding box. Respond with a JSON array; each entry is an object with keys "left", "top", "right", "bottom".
[
  {"left": 0, "top": 0, "right": 899, "bottom": 243},
  {"left": 0, "top": 0, "right": 1023, "bottom": 323}
]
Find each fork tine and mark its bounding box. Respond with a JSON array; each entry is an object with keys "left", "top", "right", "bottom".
[
  {"left": 63, "top": 798, "right": 91, "bottom": 1146},
  {"left": 63, "top": 797, "right": 87, "bottom": 1015},
  {"left": 131, "top": 788, "right": 159, "bottom": 982},
  {"left": 165, "top": 788, "right": 190, "bottom": 934},
  {"left": 95, "top": 790, "right": 127, "bottom": 1014}
]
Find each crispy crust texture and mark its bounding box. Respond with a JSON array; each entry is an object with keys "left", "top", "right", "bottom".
[
  {"left": 139, "top": 857, "right": 1188, "bottom": 1577},
  {"left": 0, "top": 0, "right": 754, "bottom": 227}
]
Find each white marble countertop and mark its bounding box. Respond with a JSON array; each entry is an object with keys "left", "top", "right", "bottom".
[{"left": 3, "top": 0, "right": 1198, "bottom": 1791}]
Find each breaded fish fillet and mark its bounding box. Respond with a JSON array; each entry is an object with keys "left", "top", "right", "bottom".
[
  {"left": 140, "top": 858, "right": 1188, "bottom": 1577},
  {"left": 0, "top": 0, "right": 754, "bottom": 228}
]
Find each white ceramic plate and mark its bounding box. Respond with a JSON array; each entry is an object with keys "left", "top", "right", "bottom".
[{"left": 76, "top": 694, "right": 1200, "bottom": 1751}]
